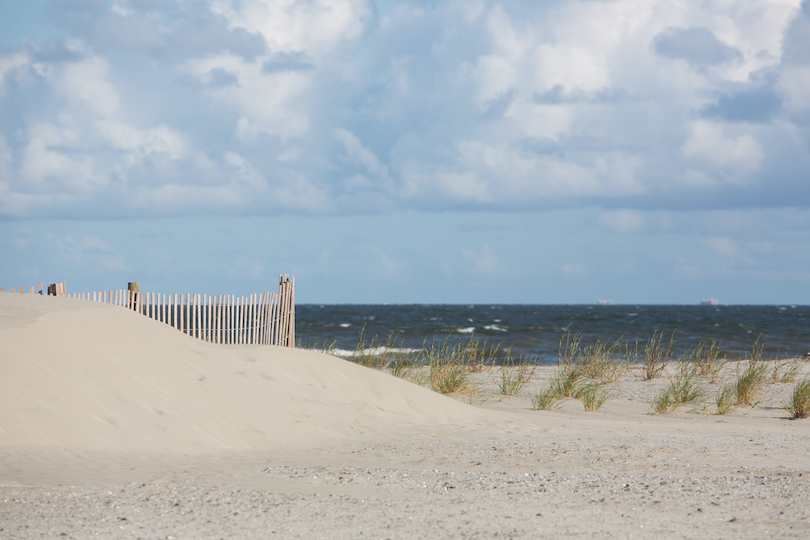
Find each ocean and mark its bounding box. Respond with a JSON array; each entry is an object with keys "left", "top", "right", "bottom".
[{"left": 296, "top": 304, "right": 810, "bottom": 364}]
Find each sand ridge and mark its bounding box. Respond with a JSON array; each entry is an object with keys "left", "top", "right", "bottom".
[{"left": 0, "top": 293, "right": 488, "bottom": 456}]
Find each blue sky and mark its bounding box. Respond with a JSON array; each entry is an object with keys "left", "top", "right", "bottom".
[{"left": 1, "top": 0, "right": 809, "bottom": 304}]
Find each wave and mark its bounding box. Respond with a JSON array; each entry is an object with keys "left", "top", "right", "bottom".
[
  {"left": 329, "top": 346, "right": 420, "bottom": 358},
  {"left": 484, "top": 325, "right": 507, "bottom": 332}
]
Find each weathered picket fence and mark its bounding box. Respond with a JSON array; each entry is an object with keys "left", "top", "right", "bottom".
[{"left": 1, "top": 275, "right": 295, "bottom": 347}]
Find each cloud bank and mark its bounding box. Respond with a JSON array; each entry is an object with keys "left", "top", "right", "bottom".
[{"left": 1, "top": 0, "right": 809, "bottom": 219}]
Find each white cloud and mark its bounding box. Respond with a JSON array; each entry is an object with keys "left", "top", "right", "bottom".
[
  {"left": 211, "top": 0, "right": 374, "bottom": 54},
  {"left": 95, "top": 121, "right": 189, "bottom": 162},
  {"left": 681, "top": 120, "right": 764, "bottom": 179},
  {"left": 777, "top": 65, "right": 810, "bottom": 112},
  {"left": 49, "top": 49, "right": 119, "bottom": 116},
  {"left": 186, "top": 54, "right": 312, "bottom": 140},
  {"left": 334, "top": 128, "right": 391, "bottom": 183},
  {"left": 20, "top": 121, "right": 102, "bottom": 191},
  {"left": 0, "top": 0, "right": 808, "bottom": 219}
]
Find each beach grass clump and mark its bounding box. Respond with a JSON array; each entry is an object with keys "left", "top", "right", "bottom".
[
  {"left": 715, "top": 383, "right": 738, "bottom": 415},
  {"left": 734, "top": 360, "right": 768, "bottom": 406},
  {"left": 531, "top": 386, "right": 563, "bottom": 410},
  {"left": 549, "top": 368, "right": 586, "bottom": 399},
  {"left": 648, "top": 386, "right": 674, "bottom": 414},
  {"left": 647, "top": 369, "right": 704, "bottom": 414},
  {"left": 383, "top": 334, "right": 500, "bottom": 394},
  {"left": 428, "top": 357, "right": 469, "bottom": 394},
  {"left": 558, "top": 328, "right": 584, "bottom": 377},
  {"left": 496, "top": 356, "right": 536, "bottom": 396},
  {"left": 637, "top": 330, "right": 676, "bottom": 381},
  {"left": 349, "top": 326, "right": 413, "bottom": 370},
  {"left": 782, "top": 377, "right": 810, "bottom": 419},
  {"left": 578, "top": 337, "right": 628, "bottom": 384},
  {"left": 580, "top": 383, "right": 610, "bottom": 411},
  {"left": 420, "top": 336, "right": 480, "bottom": 394},
  {"left": 770, "top": 358, "right": 801, "bottom": 384},
  {"left": 306, "top": 339, "right": 339, "bottom": 355},
  {"left": 669, "top": 368, "right": 705, "bottom": 405},
  {"left": 682, "top": 340, "right": 726, "bottom": 383}
]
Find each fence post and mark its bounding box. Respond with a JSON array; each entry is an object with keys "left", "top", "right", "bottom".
[{"left": 128, "top": 282, "right": 139, "bottom": 310}]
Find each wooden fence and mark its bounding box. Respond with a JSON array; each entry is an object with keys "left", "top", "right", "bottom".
[{"left": 1, "top": 275, "right": 295, "bottom": 347}]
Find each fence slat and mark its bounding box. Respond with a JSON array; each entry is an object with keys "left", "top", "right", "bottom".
[{"left": 47, "top": 279, "right": 293, "bottom": 346}]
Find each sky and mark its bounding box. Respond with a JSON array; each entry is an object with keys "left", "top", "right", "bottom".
[{"left": 1, "top": 0, "right": 809, "bottom": 304}]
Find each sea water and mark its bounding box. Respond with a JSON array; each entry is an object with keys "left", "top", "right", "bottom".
[{"left": 296, "top": 304, "right": 810, "bottom": 364}]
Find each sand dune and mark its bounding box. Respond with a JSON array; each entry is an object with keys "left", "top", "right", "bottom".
[{"left": 0, "top": 293, "right": 484, "bottom": 454}]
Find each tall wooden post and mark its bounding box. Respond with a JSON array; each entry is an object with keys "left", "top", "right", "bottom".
[
  {"left": 47, "top": 283, "right": 66, "bottom": 297},
  {"left": 128, "top": 282, "right": 139, "bottom": 310}
]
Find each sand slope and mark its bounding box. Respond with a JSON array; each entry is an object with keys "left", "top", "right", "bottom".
[{"left": 0, "top": 293, "right": 484, "bottom": 454}]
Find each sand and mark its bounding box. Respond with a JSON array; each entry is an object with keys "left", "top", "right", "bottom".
[{"left": 1, "top": 293, "right": 809, "bottom": 539}]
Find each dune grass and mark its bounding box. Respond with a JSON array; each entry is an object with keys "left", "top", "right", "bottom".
[
  {"left": 531, "top": 386, "right": 563, "bottom": 410},
  {"left": 580, "top": 383, "right": 611, "bottom": 411},
  {"left": 770, "top": 358, "right": 802, "bottom": 384},
  {"left": 335, "top": 327, "right": 801, "bottom": 413},
  {"left": 682, "top": 339, "right": 726, "bottom": 383},
  {"left": 637, "top": 330, "right": 676, "bottom": 381},
  {"left": 715, "top": 383, "right": 738, "bottom": 415},
  {"left": 782, "top": 377, "right": 810, "bottom": 419},
  {"left": 734, "top": 359, "right": 768, "bottom": 406},
  {"left": 578, "top": 337, "right": 628, "bottom": 384},
  {"left": 648, "top": 368, "right": 704, "bottom": 414},
  {"left": 496, "top": 356, "right": 536, "bottom": 396},
  {"left": 549, "top": 369, "right": 587, "bottom": 399}
]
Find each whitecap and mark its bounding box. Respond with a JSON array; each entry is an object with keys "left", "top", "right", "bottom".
[
  {"left": 456, "top": 327, "right": 475, "bottom": 334},
  {"left": 339, "top": 323, "right": 351, "bottom": 328},
  {"left": 329, "top": 346, "right": 420, "bottom": 358},
  {"left": 484, "top": 325, "right": 507, "bottom": 332}
]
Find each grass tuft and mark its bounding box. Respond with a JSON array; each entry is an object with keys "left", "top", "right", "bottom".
[
  {"left": 579, "top": 337, "right": 628, "bottom": 384},
  {"left": 682, "top": 340, "right": 726, "bottom": 383},
  {"left": 637, "top": 330, "right": 676, "bottom": 381},
  {"left": 782, "top": 377, "right": 810, "bottom": 419},
  {"left": 770, "top": 358, "right": 801, "bottom": 384},
  {"left": 669, "top": 367, "right": 705, "bottom": 405},
  {"left": 531, "top": 386, "right": 563, "bottom": 410},
  {"left": 580, "top": 383, "right": 610, "bottom": 411},
  {"left": 549, "top": 369, "right": 586, "bottom": 399},
  {"left": 648, "top": 386, "right": 673, "bottom": 414},
  {"left": 558, "top": 328, "right": 583, "bottom": 377},
  {"left": 715, "top": 383, "right": 737, "bottom": 415},
  {"left": 648, "top": 368, "right": 704, "bottom": 414},
  {"left": 496, "top": 356, "right": 536, "bottom": 396},
  {"left": 734, "top": 360, "right": 768, "bottom": 406}
]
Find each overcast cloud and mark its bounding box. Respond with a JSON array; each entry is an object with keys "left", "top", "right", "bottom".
[
  {"left": 1, "top": 0, "right": 809, "bottom": 303},
  {"left": 1, "top": 0, "right": 807, "bottom": 218}
]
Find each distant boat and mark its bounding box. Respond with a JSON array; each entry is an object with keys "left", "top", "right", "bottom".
[
  {"left": 701, "top": 299, "right": 719, "bottom": 306},
  {"left": 597, "top": 300, "right": 614, "bottom": 306}
]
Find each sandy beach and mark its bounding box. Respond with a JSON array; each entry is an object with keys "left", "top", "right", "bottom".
[{"left": 1, "top": 293, "right": 809, "bottom": 539}]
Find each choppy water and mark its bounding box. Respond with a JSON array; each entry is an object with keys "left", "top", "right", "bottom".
[{"left": 296, "top": 304, "right": 810, "bottom": 364}]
